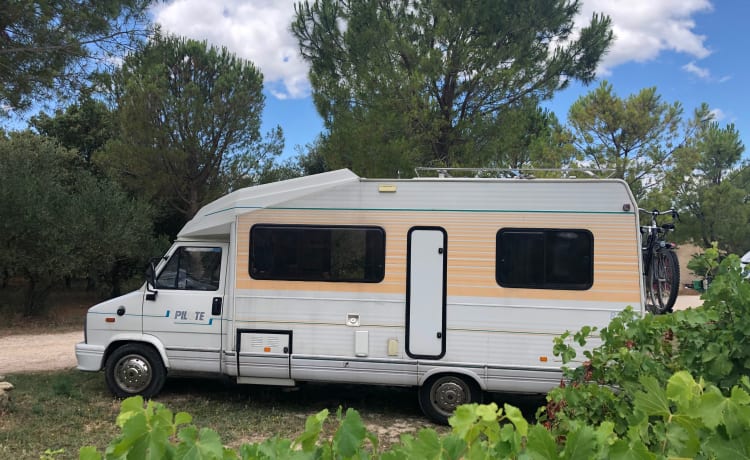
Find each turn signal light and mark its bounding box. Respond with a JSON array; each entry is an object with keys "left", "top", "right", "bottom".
[
  {"left": 539, "top": 356, "right": 548, "bottom": 362},
  {"left": 105, "top": 318, "right": 116, "bottom": 323}
]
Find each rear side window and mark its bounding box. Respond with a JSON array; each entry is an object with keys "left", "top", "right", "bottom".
[
  {"left": 250, "top": 225, "right": 385, "bottom": 282},
  {"left": 496, "top": 229, "right": 593, "bottom": 290},
  {"left": 155, "top": 247, "right": 223, "bottom": 291}
]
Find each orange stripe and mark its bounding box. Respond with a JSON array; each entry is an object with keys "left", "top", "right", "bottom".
[{"left": 235, "top": 210, "right": 641, "bottom": 301}]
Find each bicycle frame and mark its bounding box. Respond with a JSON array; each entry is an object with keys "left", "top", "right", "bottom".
[{"left": 639, "top": 208, "right": 679, "bottom": 313}]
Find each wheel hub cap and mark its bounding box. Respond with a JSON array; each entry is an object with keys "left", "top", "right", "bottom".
[
  {"left": 435, "top": 382, "right": 467, "bottom": 412},
  {"left": 115, "top": 355, "right": 152, "bottom": 393}
]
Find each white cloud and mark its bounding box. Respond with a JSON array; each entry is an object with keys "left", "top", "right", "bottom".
[
  {"left": 683, "top": 61, "right": 711, "bottom": 80},
  {"left": 576, "top": 0, "right": 713, "bottom": 73},
  {"left": 709, "top": 107, "right": 725, "bottom": 121},
  {"left": 151, "top": 0, "right": 309, "bottom": 99},
  {"left": 152, "top": 0, "right": 716, "bottom": 100}
]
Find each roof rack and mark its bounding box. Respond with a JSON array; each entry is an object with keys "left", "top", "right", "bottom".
[{"left": 413, "top": 167, "right": 617, "bottom": 179}]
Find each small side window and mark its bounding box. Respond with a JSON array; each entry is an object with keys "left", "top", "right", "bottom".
[
  {"left": 155, "top": 247, "right": 222, "bottom": 291},
  {"left": 496, "top": 229, "right": 593, "bottom": 290}
]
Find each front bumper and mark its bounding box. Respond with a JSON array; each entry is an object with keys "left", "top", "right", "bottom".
[{"left": 75, "top": 342, "right": 105, "bottom": 371}]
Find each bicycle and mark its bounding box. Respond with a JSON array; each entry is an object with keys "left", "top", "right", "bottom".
[{"left": 639, "top": 208, "right": 680, "bottom": 314}]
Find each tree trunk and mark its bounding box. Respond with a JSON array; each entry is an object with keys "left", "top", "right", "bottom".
[{"left": 23, "top": 276, "right": 52, "bottom": 317}]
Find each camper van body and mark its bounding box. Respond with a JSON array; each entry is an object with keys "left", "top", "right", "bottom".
[{"left": 76, "top": 169, "right": 644, "bottom": 422}]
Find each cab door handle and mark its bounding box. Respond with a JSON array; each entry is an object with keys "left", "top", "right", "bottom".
[{"left": 212, "top": 297, "right": 222, "bottom": 316}]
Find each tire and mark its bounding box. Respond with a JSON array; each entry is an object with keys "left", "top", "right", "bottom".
[
  {"left": 418, "top": 374, "right": 481, "bottom": 425},
  {"left": 105, "top": 343, "right": 166, "bottom": 398},
  {"left": 647, "top": 249, "right": 679, "bottom": 314}
]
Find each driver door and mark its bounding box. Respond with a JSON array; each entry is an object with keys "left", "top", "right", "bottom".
[{"left": 144, "top": 243, "right": 228, "bottom": 373}]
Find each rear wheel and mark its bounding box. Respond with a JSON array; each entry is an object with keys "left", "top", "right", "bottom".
[
  {"left": 105, "top": 343, "right": 166, "bottom": 398},
  {"left": 647, "top": 249, "right": 679, "bottom": 314},
  {"left": 418, "top": 374, "right": 481, "bottom": 424}
]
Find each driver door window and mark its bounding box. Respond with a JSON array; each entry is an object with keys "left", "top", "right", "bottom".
[{"left": 155, "top": 246, "right": 222, "bottom": 291}]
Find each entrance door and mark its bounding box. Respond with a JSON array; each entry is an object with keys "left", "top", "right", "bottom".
[
  {"left": 144, "top": 243, "right": 228, "bottom": 372},
  {"left": 406, "top": 227, "right": 447, "bottom": 359}
]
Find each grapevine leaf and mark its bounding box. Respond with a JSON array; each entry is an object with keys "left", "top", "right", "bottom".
[
  {"left": 440, "top": 434, "right": 467, "bottom": 460},
  {"left": 561, "top": 425, "right": 596, "bottom": 460},
  {"left": 110, "top": 412, "right": 149, "bottom": 458},
  {"left": 633, "top": 376, "right": 670, "bottom": 418},
  {"left": 593, "top": 421, "right": 615, "bottom": 448},
  {"left": 294, "top": 409, "right": 329, "bottom": 452},
  {"left": 705, "top": 432, "right": 750, "bottom": 460},
  {"left": 608, "top": 439, "right": 654, "bottom": 460},
  {"left": 255, "top": 436, "right": 305, "bottom": 459},
  {"left": 524, "top": 425, "right": 558, "bottom": 460},
  {"left": 78, "top": 446, "right": 101, "bottom": 460},
  {"left": 665, "top": 371, "right": 700, "bottom": 411},
  {"left": 695, "top": 386, "right": 725, "bottom": 429},
  {"left": 116, "top": 396, "right": 145, "bottom": 428},
  {"left": 449, "top": 404, "right": 478, "bottom": 440},
  {"left": 476, "top": 402, "right": 499, "bottom": 422},
  {"left": 665, "top": 423, "right": 699, "bottom": 459},
  {"left": 695, "top": 384, "right": 750, "bottom": 438},
  {"left": 503, "top": 404, "right": 528, "bottom": 437},
  {"left": 175, "top": 411, "right": 193, "bottom": 427},
  {"left": 332, "top": 408, "right": 366, "bottom": 458},
  {"left": 176, "top": 427, "right": 225, "bottom": 460},
  {"left": 410, "top": 429, "right": 442, "bottom": 459},
  {"left": 731, "top": 385, "right": 750, "bottom": 405},
  {"left": 722, "top": 390, "right": 750, "bottom": 438}
]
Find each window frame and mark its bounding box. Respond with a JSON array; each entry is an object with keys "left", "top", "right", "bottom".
[
  {"left": 154, "top": 245, "right": 224, "bottom": 291},
  {"left": 495, "top": 228, "right": 594, "bottom": 291},
  {"left": 249, "top": 223, "right": 386, "bottom": 283}
]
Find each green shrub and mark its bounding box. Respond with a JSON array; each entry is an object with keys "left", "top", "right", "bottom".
[{"left": 544, "top": 254, "right": 750, "bottom": 453}]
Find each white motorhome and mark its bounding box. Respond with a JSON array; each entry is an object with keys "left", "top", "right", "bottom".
[{"left": 76, "top": 169, "right": 644, "bottom": 423}]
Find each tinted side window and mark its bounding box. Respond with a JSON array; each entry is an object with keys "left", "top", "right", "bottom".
[
  {"left": 155, "top": 247, "right": 222, "bottom": 291},
  {"left": 250, "top": 225, "right": 385, "bottom": 283},
  {"left": 496, "top": 229, "right": 593, "bottom": 290}
]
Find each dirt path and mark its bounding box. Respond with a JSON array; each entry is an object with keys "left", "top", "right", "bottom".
[{"left": 0, "top": 331, "right": 82, "bottom": 374}]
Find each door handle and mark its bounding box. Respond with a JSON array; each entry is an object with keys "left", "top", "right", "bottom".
[
  {"left": 436, "top": 332, "right": 442, "bottom": 339},
  {"left": 212, "top": 297, "right": 222, "bottom": 316}
]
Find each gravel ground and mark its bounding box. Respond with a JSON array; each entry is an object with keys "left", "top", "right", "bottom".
[
  {"left": 0, "top": 295, "right": 701, "bottom": 375},
  {"left": 0, "top": 331, "right": 82, "bottom": 374}
]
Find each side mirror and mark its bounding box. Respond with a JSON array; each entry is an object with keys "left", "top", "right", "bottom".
[{"left": 145, "top": 257, "right": 160, "bottom": 301}]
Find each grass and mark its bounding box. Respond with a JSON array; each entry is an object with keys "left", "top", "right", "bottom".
[
  {"left": 0, "top": 370, "right": 428, "bottom": 459},
  {"left": 0, "top": 370, "right": 545, "bottom": 459}
]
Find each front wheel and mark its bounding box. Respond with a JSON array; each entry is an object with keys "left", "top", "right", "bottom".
[
  {"left": 105, "top": 343, "right": 166, "bottom": 398},
  {"left": 418, "top": 374, "right": 481, "bottom": 425},
  {"left": 647, "top": 249, "right": 680, "bottom": 314}
]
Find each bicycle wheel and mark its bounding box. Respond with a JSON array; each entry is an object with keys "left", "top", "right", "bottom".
[{"left": 648, "top": 249, "right": 679, "bottom": 314}]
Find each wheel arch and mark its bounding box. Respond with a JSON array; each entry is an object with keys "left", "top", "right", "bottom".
[
  {"left": 104, "top": 335, "right": 170, "bottom": 371},
  {"left": 419, "top": 367, "right": 485, "bottom": 391}
]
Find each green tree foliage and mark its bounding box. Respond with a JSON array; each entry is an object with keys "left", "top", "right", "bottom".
[
  {"left": 292, "top": 0, "right": 613, "bottom": 177},
  {"left": 669, "top": 118, "right": 748, "bottom": 253},
  {"left": 0, "top": 132, "right": 158, "bottom": 314},
  {"left": 97, "top": 33, "right": 283, "bottom": 222},
  {"left": 30, "top": 91, "right": 115, "bottom": 165},
  {"left": 0, "top": 0, "right": 151, "bottom": 113},
  {"left": 567, "top": 81, "right": 688, "bottom": 199}
]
